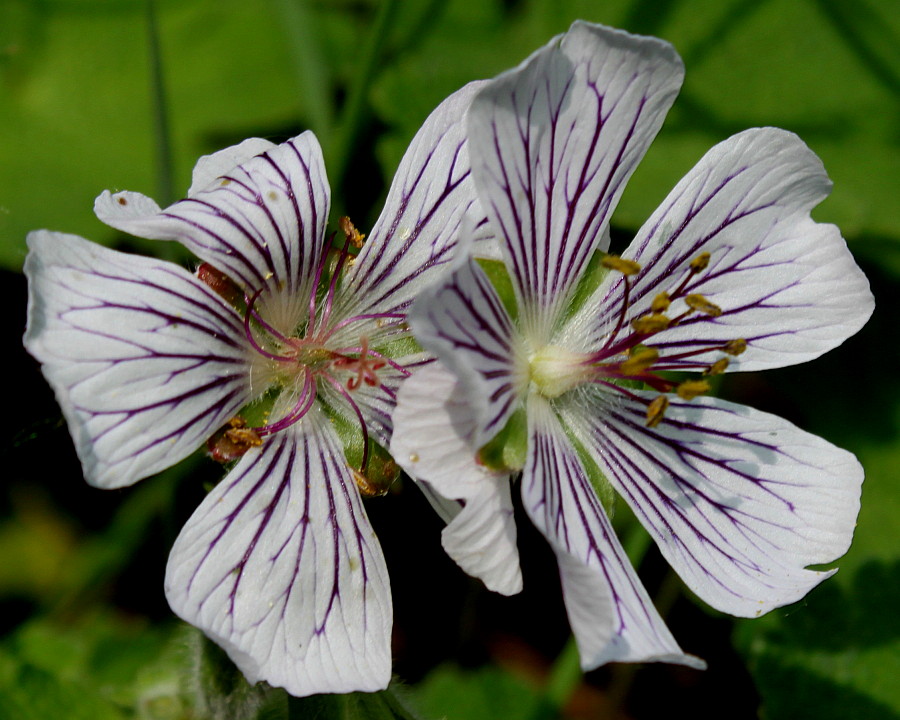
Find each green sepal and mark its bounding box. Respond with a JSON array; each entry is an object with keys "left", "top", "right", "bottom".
[
  {"left": 477, "top": 406, "right": 528, "bottom": 474},
  {"left": 239, "top": 386, "right": 282, "bottom": 429},
  {"left": 561, "top": 249, "right": 613, "bottom": 324},
  {"left": 317, "top": 393, "right": 398, "bottom": 496},
  {"left": 475, "top": 257, "right": 518, "bottom": 322},
  {"left": 561, "top": 420, "right": 616, "bottom": 519}
]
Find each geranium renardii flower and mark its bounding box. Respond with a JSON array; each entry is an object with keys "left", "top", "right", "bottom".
[
  {"left": 391, "top": 22, "right": 874, "bottom": 669},
  {"left": 24, "top": 83, "right": 491, "bottom": 696}
]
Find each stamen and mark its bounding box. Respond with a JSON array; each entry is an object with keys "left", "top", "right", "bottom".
[
  {"left": 339, "top": 216, "right": 366, "bottom": 249},
  {"left": 207, "top": 416, "right": 263, "bottom": 463},
  {"left": 351, "top": 468, "right": 390, "bottom": 498},
  {"left": 602, "top": 254, "right": 641, "bottom": 275},
  {"left": 315, "top": 234, "right": 354, "bottom": 333},
  {"left": 651, "top": 292, "right": 671, "bottom": 313},
  {"left": 308, "top": 235, "right": 334, "bottom": 325},
  {"left": 631, "top": 313, "right": 671, "bottom": 334},
  {"left": 646, "top": 395, "right": 669, "bottom": 427},
  {"left": 255, "top": 373, "right": 317, "bottom": 437},
  {"left": 690, "top": 252, "right": 711, "bottom": 272},
  {"left": 704, "top": 358, "right": 730, "bottom": 375},
  {"left": 685, "top": 293, "right": 722, "bottom": 317},
  {"left": 197, "top": 263, "right": 241, "bottom": 305},
  {"left": 676, "top": 379, "right": 710, "bottom": 400},
  {"left": 724, "top": 338, "right": 748, "bottom": 355},
  {"left": 619, "top": 347, "right": 659, "bottom": 375},
  {"left": 243, "top": 288, "right": 295, "bottom": 361}
]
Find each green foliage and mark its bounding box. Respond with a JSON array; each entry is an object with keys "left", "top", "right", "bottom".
[
  {"left": 410, "top": 664, "right": 542, "bottom": 720},
  {"left": 3, "top": 1, "right": 899, "bottom": 718}
]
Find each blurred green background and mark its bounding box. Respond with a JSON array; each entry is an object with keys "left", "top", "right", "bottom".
[{"left": 2, "top": 0, "right": 898, "bottom": 718}]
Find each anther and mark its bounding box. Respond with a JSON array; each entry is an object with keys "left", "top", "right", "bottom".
[
  {"left": 676, "top": 379, "right": 711, "bottom": 400},
  {"left": 646, "top": 395, "right": 669, "bottom": 427},
  {"left": 602, "top": 254, "right": 641, "bottom": 276},
  {"left": 198, "top": 263, "right": 242, "bottom": 305},
  {"left": 690, "top": 252, "right": 711, "bottom": 272},
  {"left": 207, "top": 416, "right": 263, "bottom": 463},
  {"left": 651, "top": 292, "right": 671, "bottom": 313},
  {"left": 620, "top": 347, "right": 659, "bottom": 375},
  {"left": 704, "top": 358, "right": 730, "bottom": 375},
  {"left": 631, "top": 313, "right": 671, "bottom": 334},
  {"left": 339, "top": 216, "right": 366, "bottom": 249},
  {"left": 351, "top": 468, "right": 390, "bottom": 497},
  {"left": 685, "top": 294, "right": 722, "bottom": 317},
  {"left": 724, "top": 339, "right": 748, "bottom": 356}
]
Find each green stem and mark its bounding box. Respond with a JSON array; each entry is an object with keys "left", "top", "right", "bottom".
[
  {"left": 526, "top": 635, "right": 583, "bottom": 720},
  {"left": 145, "top": 0, "right": 175, "bottom": 207},
  {"left": 330, "top": 0, "right": 400, "bottom": 196},
  {"left": 272, "top": 0, "right": 334, "bottom": 137}
]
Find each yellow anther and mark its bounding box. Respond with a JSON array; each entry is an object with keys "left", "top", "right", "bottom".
[
  {"left": 690, "top": 252, "right": 711, "bottom": 272},
  {"left": 704, "top": 358, "right": 730, "bottom": 376},
  {"left": 724, "top": 338, "right": 748, "bottom": 356},
  {"left": 676, "top": 379, "right": 711, "bottom": 400},
  {"left": 651, "top": 292, "right": 671, "bottom": 313},
  {"left": 685, "top": 294, "right": 722, "bottom": 317},
  {"left": 631, "top": 313, "right": 671, "bottom": 334},
  {"left": 645, "top": 395, "right": 669, "bottom": 427},
  {"left": 620, "top": 347, "right": 659, "bottom": 375},
  {"left": 602, "top": 254, "right": 641, "bottom": 276},
  {"left": 339, "top": 216, "right": 366, "bottom": 248}
]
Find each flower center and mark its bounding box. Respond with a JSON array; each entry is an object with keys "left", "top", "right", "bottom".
[
  {"left": 529, "top": 344, "right": 592, "bottom": 398},
  {"left": 203, "top": 217, "right": 408, "bottom": 487},
  {"left": 530, "top": 251, "right": 748, "bottom": 425}
]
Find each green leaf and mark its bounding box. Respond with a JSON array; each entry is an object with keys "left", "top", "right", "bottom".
[
  {"left": 730, "top": 253, "right": 900, "bottom": 718},
  {"left": 410, "top": 664, "right": 542, "bottom": 720},
  {"left": 287, "top": 683, "right": 424, "bottom": 720},
  {"left": 0, "top": 0, "right": 302, "bottom": 270}
]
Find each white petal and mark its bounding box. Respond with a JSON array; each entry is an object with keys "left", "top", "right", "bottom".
[
  {"left": 523, "top": 396, "right": 702, "bottom": 669},
  {"left": 572, "top": 128, "right": 874, "bottom": 371},
  {"left": 408, "top": 244, "right": 527, "bottom": 447},
  {"left": 165, "top": 417, "right": 392, "bottom": 696},
  {"left": 392, "top": 364, "right": 522, "bottom": 595},
  {"left": 24, "top": 231, "right": 252, "bottom": 489},
  {"left": 188, "top": 138, "right": 278, "bottom": 196},
  {"left": 468, "top": 21, "right": 684, "bottom": 341},
  {"left": 441, "top": 481, "right": 522, "bottom": 596},
  {"left": 562, "top": 389, "right": 863, "bottom": 617},
  {"left": 340, "top": 81, "right": 495, "bottom": 318},
  {"left": 95, "top": 132, "right": 330, "bottom": 301}
]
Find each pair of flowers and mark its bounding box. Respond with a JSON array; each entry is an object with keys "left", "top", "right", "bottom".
[{"left": 25, "top": 22, "right": 873, "bottom": 697}]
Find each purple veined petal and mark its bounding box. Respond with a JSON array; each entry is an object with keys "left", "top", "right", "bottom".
[
  {"left": 95, "top": 132, "right": 330, "bottom": 304},
  {"left": 24, "top": 231, "right": 253, "bottom": 489},
  {"left": 165, "top": 415, "right": 392, "bottom": 696},
  {"left": 523, "top": 395, "right": 703, "bottom": 669},
  {"left": 408, "top": 238, "right": 529, "bottom": 448},
  {"left": 188, "top": 138, "right": 278, "bottom": 196},
  {"left": 561, "top": 389, "right": 863, "bottom": 617},
  {"left": 392, "top": 363, "right": 522, "bottom": 595},
  {"left": 468, "top": 21, "right": 684, "bottom": 342},
  {"left": 337, "top": 81, "right": 494, "bottom": 319},
  {"left": 573, "top": 128, "right": 874, "bottom": 371}
]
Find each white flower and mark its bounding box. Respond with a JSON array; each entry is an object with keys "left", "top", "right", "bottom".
[
  {"left": 24, "top": 83, "right": 491, "bottom": 696},
  {"left": 391, "top": 22, "right": 874, "bottom": 670}
]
